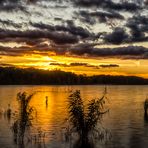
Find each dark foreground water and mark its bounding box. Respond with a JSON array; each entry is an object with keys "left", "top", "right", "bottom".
[{"left": 0, "top": 85, "right": 148, "bottom": 148}]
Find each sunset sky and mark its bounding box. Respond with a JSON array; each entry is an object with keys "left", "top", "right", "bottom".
[{"left": 0, "top": 0, "right": 148, "bottom": 77}]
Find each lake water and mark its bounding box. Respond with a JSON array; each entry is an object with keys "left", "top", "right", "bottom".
[{"left": 0, "top": 85, "right": 148, "bottom": 148}]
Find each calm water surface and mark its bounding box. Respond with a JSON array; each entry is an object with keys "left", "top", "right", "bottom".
[{"left": 0, "top": 85, "right": 148, "bottom": 148}]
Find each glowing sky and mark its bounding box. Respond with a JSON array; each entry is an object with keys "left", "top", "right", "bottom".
[{"left": 0, "top": 0, "right": 148, "bottom": 77}]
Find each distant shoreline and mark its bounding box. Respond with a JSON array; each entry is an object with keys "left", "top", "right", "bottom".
[
  {"left": 0, "top": 67, "right": 148, "bottom": 85},
  {"left": 0, "top": 84, "right": 148, "bottom": 86}
]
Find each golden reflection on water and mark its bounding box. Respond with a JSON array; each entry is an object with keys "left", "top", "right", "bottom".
[
  {"left": 27, "top": 88, "right": 70, "bottom": 141},
  {"left": 0, "top": 86, "right": 71, "bottom": 143}
]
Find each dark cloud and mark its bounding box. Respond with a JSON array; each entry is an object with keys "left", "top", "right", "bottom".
[
  {"left": 69, "top": 63, "right": 100, "bottom": 69},
  {"left": 104, "top": 1, "right": 142, "bottom": 12},
  {"left": 49, "top": 62, "right": 100, "bottom": 69},
  {"left": 49, "top": 62, "right": 92, "bottom": 67},
  {"left": 78, "top": 13, "right": 96, "bottom": 25},
  {"left": 0, "top": 44, "right": 54, "bottom": 57},
  {"left": 0, "top": 45, "right": 31, "bottom": 56},
  {"left": 73, "top": 0, "right": 142, "bottom": 12},
  {"left": 49, "top": 63, "right": 69, "bottom": 67},
  {"left": 0, "top": 0, "right": 19, "bottom": 4},
  {"left": 0, "top": 40, "right": 148, "bottom": 59},
  {"left": 69, "top": 62, "right": 88, "bottom": 66},
  {"left": 30, "top": 21, "right": 93, "bottom": 39},
  {"left": 0, "top": 0, "right": 147, "bottom": 60},
  {"left": 26, "top": 0, "right": 38, "bottom": 4},
  {"left": 145, "top": 0, "right": 148, "bottom": 5},
  {"left": 0, "top": 19, "right": 22, "bottom": 28},
  {"left": 0, "top": 37, "right": 45, "bottom": 47},
  {"left": 68, "top": 44, "right": 148, "bottom": 59},
  {"left": 0, "top": 29, "right": 79, "bottom": 45},
  {"left": 103, "top": 27, "right": 128, "bottom": 44},
  {"left": 48, "top": 32, "right": 79, "bottom": 44},
  {"left": 126, "top": 15, "right": 148, "bottom": 42},
  {"left": 0, "top": 21, "right": 102, "bottom": 46},
  {"left": 99, "top": 64, "right": 119, "bottom": 68},
  {"left": 78, "top": 10, "right": 124, "bottom": 24},
  {"left": 103, "top": 15, "right": 148, "bottom": 44},
  {"left": 0, "top": 0, "right": 26, "bottom": 12},
  {"left": 128, "top": 24, "right": 146, "bottom": 42},
  {"left": 73, "top": 0, "right": 103, "bottom": 7}
]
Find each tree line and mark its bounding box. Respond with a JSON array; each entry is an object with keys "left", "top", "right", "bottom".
[{"left": 0, "top": 67, "right": 148, "bottom": 85}]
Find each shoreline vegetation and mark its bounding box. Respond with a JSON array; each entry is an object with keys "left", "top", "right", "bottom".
[
  {"left": 8, "top": 90, "right": 110, "bottom": 148},
  {"left": 0, "top": 66, "right": 148, "bottom": 85}
]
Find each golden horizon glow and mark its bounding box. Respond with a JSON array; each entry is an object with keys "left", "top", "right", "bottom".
[{"left": 1, "top": 53, "right": 148, "bottom": 78}]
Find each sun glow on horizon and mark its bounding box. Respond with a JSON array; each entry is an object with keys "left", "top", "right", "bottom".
[{"left": 1, "top": 53, "right": 148, "bottom": 78}]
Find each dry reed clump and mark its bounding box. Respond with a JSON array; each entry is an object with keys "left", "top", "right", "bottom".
[
  {"left": 11, "top": 92, "right": 35, "bottom": 144},
  {"left": 66, "top": 90, "right": 110, "bottom": 148}
]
